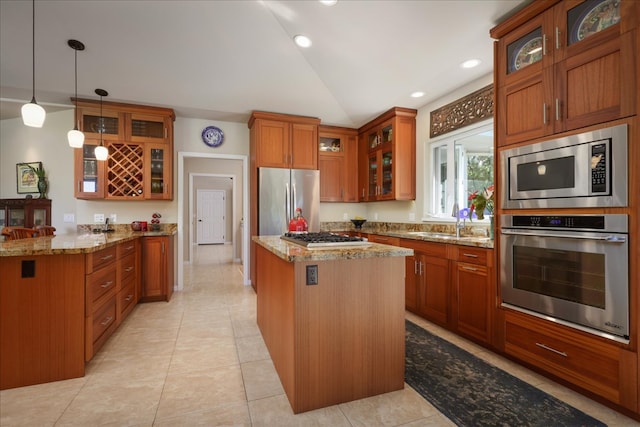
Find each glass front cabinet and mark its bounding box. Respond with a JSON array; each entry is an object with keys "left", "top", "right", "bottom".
[
  {"left": 74, "top": 99, "right": 175, "bottom": 200},
  {"left": 0, "top": 198, "right": 51, "bottom": 228}
]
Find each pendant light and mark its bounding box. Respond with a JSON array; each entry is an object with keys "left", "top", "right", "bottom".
[
  {"left": 94, "top": 89, "right": 109, "bottom": 161},
  {"left": 67, "top": 39, "right": 85, "bottom": 148},
  {"left": 21, "top": 0, "right": 45, "bottom": 127}
]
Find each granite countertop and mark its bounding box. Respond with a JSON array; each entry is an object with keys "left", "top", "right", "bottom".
[
  {"left": 0, "top": 230, "right": 176, "bottom": 257},
  {"left": 253, "top": 235, "right": 413, "bottom": 263},
  {"left": 380, "top": 231, "right": 494, "bottom": 249}
]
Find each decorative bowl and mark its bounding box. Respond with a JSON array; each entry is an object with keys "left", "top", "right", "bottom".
[{"left": 350, "top": 219, "right": 367, "bottom": 229}]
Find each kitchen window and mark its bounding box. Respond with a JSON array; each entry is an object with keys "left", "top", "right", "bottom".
[{"left": 429, "top": 121, "right": 493, "bottom": 220}]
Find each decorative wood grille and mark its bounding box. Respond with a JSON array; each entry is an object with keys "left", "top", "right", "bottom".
[
  {"left": 107, "top": 143, "right": 144, "bottom": 197},
  {"left": 430, "top": 84, "right": 494, "bottom": 138}
]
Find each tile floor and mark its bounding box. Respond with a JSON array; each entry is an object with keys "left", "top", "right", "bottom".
[{"left": 1, "top": 244, "right": 638, "bottom": 426}]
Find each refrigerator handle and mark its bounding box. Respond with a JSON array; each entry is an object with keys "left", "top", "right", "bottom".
[
  {"left": 285, "top": 182, "right": 291, "bottom": 224},
  {"left": 292, "top": 183, "right": 297, "bottom": 212}
]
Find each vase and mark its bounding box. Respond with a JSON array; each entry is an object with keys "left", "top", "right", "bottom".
[
  {"left": 37, "top": 178, "right": 47, "bottom": 199},
  {"left": 489, "top": 215, "right": 494, "bottom": 240}
]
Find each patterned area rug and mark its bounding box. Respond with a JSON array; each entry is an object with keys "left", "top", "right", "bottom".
[{"left": 405, "top": 320, "right": 607, "bottom": 427}]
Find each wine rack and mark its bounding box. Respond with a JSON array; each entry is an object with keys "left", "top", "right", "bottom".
[{"left": 107, "top": 143, "right": 145, "bottom": 198}]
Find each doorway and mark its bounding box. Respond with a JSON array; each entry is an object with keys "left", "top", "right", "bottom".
[{"left": 196, "top": 189, "right": 226, "bottom": 244}]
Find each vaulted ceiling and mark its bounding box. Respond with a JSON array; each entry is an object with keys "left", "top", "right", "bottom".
[{"left": 0, "top": 0, "right": 528, "bottom": 127}]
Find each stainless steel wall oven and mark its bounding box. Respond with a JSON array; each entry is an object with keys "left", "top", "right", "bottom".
[
  {"left": 500, "top": 214, "right": 629, "bottom": 342},
  {"left": 500, "top": 124, "right": 627, "bottom": 209}
]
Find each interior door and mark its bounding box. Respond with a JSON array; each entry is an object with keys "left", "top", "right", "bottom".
[{"left": 196, "top": 189, "right": 225, "bottom": 244}]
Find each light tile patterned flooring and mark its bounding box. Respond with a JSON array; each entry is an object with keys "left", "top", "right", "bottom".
[{"left": 1, "top": 244, "right": 638, "bottom": 426}]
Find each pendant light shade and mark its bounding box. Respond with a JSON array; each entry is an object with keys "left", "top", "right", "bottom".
[
  {"left": 94, "top": 88, "right": 109, "bottom": 161},
  {"left": 67, "top": 39, "right": 85, "bottom": 148},
  {"left": 22, "top": 0, "right": 45, "bottom": 128}
]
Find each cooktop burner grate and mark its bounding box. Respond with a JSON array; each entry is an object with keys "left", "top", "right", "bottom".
[{"left": 280, "top": 232, "right": 371, "bottom": 248}]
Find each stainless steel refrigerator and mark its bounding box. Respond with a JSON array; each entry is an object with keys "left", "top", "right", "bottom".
[{"left": 258, "top": 167, "right": 320, "bottom": 235}]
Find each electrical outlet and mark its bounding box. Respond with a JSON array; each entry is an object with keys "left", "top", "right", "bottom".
[
  {"left": 306, "top": 265, "right": 318, "bottom": 285},
  {"left": 409, "top": 212, "right": 416, "bottom": 221},
  {"left": 110, "top": 214, "right": 117, "bottom": 223},
  {"left": 373, "top": 213, "right": 379, "bottom": 221},
  {"left": 63, "top": 213, "right": 75, "bottom": 223},
  {"left": 94, "top": 213, "right": 105, "bottom": 223},
  {"left": 343, "top": 213, "right": 348, "bottom": 220}
]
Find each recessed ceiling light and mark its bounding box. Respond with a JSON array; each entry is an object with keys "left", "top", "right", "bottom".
[
  {"left": 294, "top": 35, "right": 312, "bottom": 48},
  {"left": 461, "top": 59, "right": 481, "bottom": 69},
  {"left": 319, "top": 0, "right": 338, "bottom": 5},
  {"left": 410, "top": 91, "right": 425, "bottom": 98}
]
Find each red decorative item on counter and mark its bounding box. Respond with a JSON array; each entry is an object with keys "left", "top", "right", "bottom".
[{"left": 288, "top": 208, "right": 308, "bottom": 233}]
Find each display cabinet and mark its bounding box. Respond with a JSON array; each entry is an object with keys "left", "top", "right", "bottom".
[
  {"left": 358, "top": 107, "right": 416, "bottom": 201},
  {"left": 73, "top": 98, "right": 175, "bottom": 200},
  {"left": 492, "top": 0, "right": 638, "bottom": 146},
  {"left": 0, "top": 198, "right": 51, "bottom": 228},
  {"left": 318, "top": 125, "right": 358, "bottom": 202}
]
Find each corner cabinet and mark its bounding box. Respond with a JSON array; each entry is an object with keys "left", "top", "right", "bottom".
[
  {"left": 249, "top": 111, "right": 320, "bottom": 170},
  {"left": 73, "top": 99, "right": 175, "bottom": 200},
  {"left": 358, "top": 107, "right": 416, "bottom": 201},
  {"left": 318, "top": 125, "right": 358, "bottom": 202},
  {"left": 491, "top": 0, "right": 638, "bottom": 146},
  {"left": 141, "top": 235, "right": 175, "bottom": 302}
]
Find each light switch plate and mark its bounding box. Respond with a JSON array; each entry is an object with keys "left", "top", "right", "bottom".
[
  {"left": 63, "top": 213, "right": 75, "bottom": 223},
  {"left": 110, "top": 214, "right": 117, "bottom": 223},
  {"left": 94, "top": 213, "right": 105, "bottom": 223}
]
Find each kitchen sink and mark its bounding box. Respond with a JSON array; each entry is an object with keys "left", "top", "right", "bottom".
[{"left": 405, "top": 231, "right": 456, "bottom": 239}]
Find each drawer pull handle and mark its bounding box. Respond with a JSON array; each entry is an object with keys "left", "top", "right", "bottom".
[
  {"left": 101, "top": 281, "right": 114, "bottom": 288},
  {"left": 100, "top": 254, "right": 114, "bottom": 261},
  {"left": 535, "top": 342, "right": 567, "bottom": 357},
  {"left": 125, "top": 245, "right": 134, "bottom": 250},
  {"left": 125, "top": 267, "right": 134, "bottom": 272},
  {"left": 101, "top": 316, "right": 114, "bottom": 326},
  {"left": 462, "top": 253, "right": 478, "bottom": 258},
  {"left": 125, "top": 294, "right": 134, "bottom": 301},
  {"left": 462, "top": 266, "right": 478, "bottom": 272}
]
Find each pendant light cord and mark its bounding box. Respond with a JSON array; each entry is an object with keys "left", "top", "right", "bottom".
[
  {"left": 30, "top": 0, "right": 36, "bottom": 103},
  {"left": 74, "top": 49, "right": 78, "bottom": 127}
]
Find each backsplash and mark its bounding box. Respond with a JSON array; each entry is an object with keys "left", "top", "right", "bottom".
[{"left": 321, "top": 221, "right": 490, "bottom": 238}]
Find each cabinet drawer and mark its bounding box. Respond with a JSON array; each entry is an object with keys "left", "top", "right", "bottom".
[
  {"left": 400, "top": 239, "right": 447, "bottom": 257},
  {"left": 117, "top": 240, "right": 137, "bottom": 258},
  {"left": 368, "top": 234, "right": 399, "bottom": 246},
  {"left": 91, "top": 296, "right": 117, "bottom": 345},
  {"left": 119, "top": 252, "right": 137, "bottom": 283},
  {"left": 86, "top": 265, "right": 117, "bottom": 313},
  {"left": 119, "top": 277, "right": 137, "bottom": 317},
  {"left": 504, "top": 311, "right": 622, "bottom": 404},
  {"left": 453, "top": 246, "right": 490, "bottom": 266},
  {"left": 86, "top": 246, "right": 117, "bottom": 273}
]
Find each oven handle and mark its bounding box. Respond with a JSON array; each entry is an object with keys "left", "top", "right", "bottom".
[{"left": 500, "top": 229, "right": 626, "bottom": 242}]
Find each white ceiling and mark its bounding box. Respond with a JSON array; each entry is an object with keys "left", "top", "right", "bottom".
[{"left": 0, "top": 0, "right": 528, "bottom": 128}]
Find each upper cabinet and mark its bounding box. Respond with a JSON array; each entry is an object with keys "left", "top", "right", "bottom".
[
  {"left": 492, "top": 0, "right": 638, "bottom": 146},
  {"left": 358, "top": 107, "right": 417, "bottom": 201},
  {"left": 74, "top": 99, "right": 175, "bottom": 200},
  {"left": 318, "top": 125, "right": 358, "bottom": 202},
  {"left": 249, "top": 111, "right": 320, "bottom": 170}
]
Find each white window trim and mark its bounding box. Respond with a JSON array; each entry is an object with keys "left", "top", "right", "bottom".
[{"left": 421, "top": 119, "right": 493, "bottom": 223}]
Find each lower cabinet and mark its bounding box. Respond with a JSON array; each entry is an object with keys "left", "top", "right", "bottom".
[
  {"left": 116, "top": 240, "right": 140, "bottom": 325},
  {"left": 141, "top": 235, "right": 175, "bottom": 302}
]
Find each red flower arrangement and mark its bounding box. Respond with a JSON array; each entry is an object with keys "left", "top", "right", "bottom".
[{"left": 468, "top": 185, "right": 494, "bottom": 221}]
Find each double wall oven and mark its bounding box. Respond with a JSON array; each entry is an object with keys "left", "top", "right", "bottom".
[{"left": 499, "top": 125, "right": 629, "bottom": 342}]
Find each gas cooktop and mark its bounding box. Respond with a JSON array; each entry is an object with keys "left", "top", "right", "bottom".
[{"left": 280, "top": 232, "right": 371, "bottom": 248}]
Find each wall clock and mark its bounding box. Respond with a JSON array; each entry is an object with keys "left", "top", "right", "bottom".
[{"left": 201, "top": 125, "right": 224, "bottom": 148}]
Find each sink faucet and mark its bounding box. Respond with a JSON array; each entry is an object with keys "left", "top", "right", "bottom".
[
  {"left": 103, "top": 217, "right": 110, "bottom": 232},
  {"left": 452, "top": 202, "right": 465, "bottom": 238}
]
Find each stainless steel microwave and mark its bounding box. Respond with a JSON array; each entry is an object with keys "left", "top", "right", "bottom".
[{"left": 500, "top": 124, "right": 627, "bottom": 209}]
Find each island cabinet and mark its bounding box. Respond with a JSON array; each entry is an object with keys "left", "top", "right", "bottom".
[
  {"left": 318, "top": 125, "right": 358, "bottom": 202},
  {"left": 249, "top": 111, "right": 320, "bottom": 170},
  {"left": 0, "top": 198, "right": 51, "bottom": 228},
  {"left": 491, "top": 0, "right": 638, "bottom": 146},
  {"left": 503, "top": 310, "right": 638, "bottom": 413},
  {"left": 85, "top": 245, "right": 118, "bottom": 361},
  {"left": 73, "top": 99, "right": 175, "bottom": 200},
  {"left": 140, "top": 235, "right": 174, "bottom": 302},
  {"left": 358, "top": 107, "right": 417, "bottom": 201}
]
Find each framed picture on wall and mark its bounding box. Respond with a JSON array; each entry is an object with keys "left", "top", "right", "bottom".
[{"left": 16, "top": 162, "right": 42, "bottom": 194}]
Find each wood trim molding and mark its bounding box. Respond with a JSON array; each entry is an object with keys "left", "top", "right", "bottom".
[{"left": 430, "top": 84, "right": 494, "bottom": 138}]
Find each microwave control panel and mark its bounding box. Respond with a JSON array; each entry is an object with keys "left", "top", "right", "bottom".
[{"left": 590, "top": 141, "right": 608, "bottom": 194}]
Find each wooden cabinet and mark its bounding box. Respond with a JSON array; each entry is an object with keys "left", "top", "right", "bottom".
[
  {"left": 492, "top": 0, "right": 638, "bottom": 146},
  {"left": 116, "top": 240, "right": 139, "bottom": 325},
  {"left": 249, "top": 111, "right": 320, "bottom": 170},
  {"left": 451, "top": 246, "right": 495, "bottom": 345},
  {"left": 0, "top": 198, "right": 51, "bottom": 228},
  {"left": 74, "top": 99, "right": 175, "bottom": 200},
  {"left": 84, "top": 245, "right": 118, "bottom": 361},
  {"left": 504, "top": 309, "right": 638, "bottom": 412},
  {"left": 358, "top": 107, "right": 417, "bottom": 201},
  {"left": 318, "top": 125, "right": 358, "bottom": 202},
  {"left": 141, "top": 235, "right": 175, "bottom": 302}
]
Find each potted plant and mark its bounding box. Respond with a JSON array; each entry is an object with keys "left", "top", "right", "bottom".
[{"left": 28, "top": 164, "right": 47, "bottom": 199}]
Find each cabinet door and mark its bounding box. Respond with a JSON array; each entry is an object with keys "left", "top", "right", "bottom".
[
  {"left": 145, "top": 143, "right": 172, "bottom": 200},
  {"left": 342, "top": 133, "right": 358, "bottom": 202},
  {"left": 255, "top": 119, "right": 290, "bottom": 168},
  {"left": 454, "top": 262, "right": 491, "bottom": 344},
  {"left": 318, "top": 155, "right": 343, "bottom": 202},
  {"left": 405, "top": 254, "right": 419, "bottom": 313},
  {"left": 141, "top": 237, "right": 167, "bottom": 300},
  {"left": 367, "top": 152, "right": 379, "bottom": 200},
  {"left": 78, "top": 107, "right": 124, "bottom": 141},
  {"left": 379, "top": 149, "right": 394, "bottom": 200},
  {"left": 291, "top": 122, "right": 318, "bottom": 170},
  {"left": 74, "top": 142, "right": 106, "bottom": 199},
  {"left": 358, "top": 133, "right": 369, "bottom": 201},
  {"left": 421, "top": 254, "right": 449, "bottom": 326},
  {"left": 128, "top": 113, "right": 170, "bottom": 143},
  {"left": 7, "top": 207, "right": 25, "bottom": 227},
  {"left": 106, "top": 142, "right": 145, "bottom": 199}
]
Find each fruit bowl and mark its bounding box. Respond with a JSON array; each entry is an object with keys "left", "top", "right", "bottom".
[{"left": 350, "top": 219, "right": 367, "bottom": 229}]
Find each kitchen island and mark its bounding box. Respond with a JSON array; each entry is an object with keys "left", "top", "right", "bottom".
[{"left": 253, "top": 235, "right": 413, "bottom": 414}]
